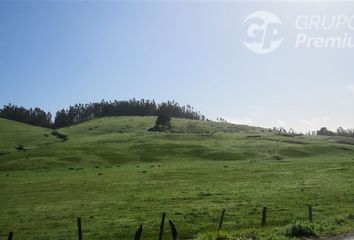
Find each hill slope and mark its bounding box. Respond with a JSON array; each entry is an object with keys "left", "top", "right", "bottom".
[
  {"left": 1, "top": 116, "right": 353, "bottom": 171},
  {"left": 0, "top": 118, "right": 61, "bottom": 152},
  {"left": 2, "top": 117, "right": 354, "bottom": 239}
]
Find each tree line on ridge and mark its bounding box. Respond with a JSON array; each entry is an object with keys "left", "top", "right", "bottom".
[{"left": 0, "top": 99, "right": 205, "bottom": 129}]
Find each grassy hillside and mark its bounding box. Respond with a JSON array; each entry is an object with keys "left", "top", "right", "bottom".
[
  {"left": 0, "top": 116, "right": 349, "bottom": 171},
  {"left": 1, "top": 117, "right": 354, "bottom": 239},
  {"left": 0, "top": 118, "right": 59, "bottom": 150},
  {"left": 0, "top": 116, "right": 267, "bottom": 170}
]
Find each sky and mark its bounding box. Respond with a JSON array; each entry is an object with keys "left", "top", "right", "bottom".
[{"left": 0, "top": 1, "right": 354, "bottom": 132}]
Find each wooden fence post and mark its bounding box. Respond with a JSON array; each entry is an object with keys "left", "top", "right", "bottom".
[
  {"left": 169, "top": 220, "right": 177, "bottom": 240},
  {"left": 77, "top": 217, "right": 83, "bottom": 240},
  {"left": 261, "top": 207, "right": 267, "bottom": 226},
  {"left": 8, "top": 231, "right": 13, "bottom": 240},
  {"left": 134, "top": 224, "right": 143, "bottom": 240},
  {"left": 218, "top": 209, "right": 226, "bottom": 231},
  {"left": 158, "top": 213, "right": 166, "bottom": 240},
  {"left": 308, "top": 205, "right": 313, "bottom": 222}
]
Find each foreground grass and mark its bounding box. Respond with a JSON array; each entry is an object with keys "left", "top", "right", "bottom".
[
  {"left": 1, "top": 117, "right": 354, "bottom": 239},
  {"left": 2, "top": 159, "right": 354, "bottom": 239}
]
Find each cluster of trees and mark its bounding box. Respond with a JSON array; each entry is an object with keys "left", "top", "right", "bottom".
[
  {"left": 271, "top": 127, "right": 304, "bottom": 136},
  {"left": 336, "top": 127, "right": 354, "bottom": 137},
  {"left": 317, "top": 127, "right": 354, "bottom": 137},
  {"left": 316, "top": 127, "right": 336, "bottom": 136},
  {"left": 272, "top": 126, "right": 354, "bottom": 138},
  {"left": 216, "top": 117, "right": 228, "bottom": 123},
  {"left": 0, "top": 104, "right": 52, "bottom": 128},
  {"left": 54, "top": 99, "right": 204, "bottom": 128},
  {"left": 0, "top": 99, "right": 205, "bottom": 129}
]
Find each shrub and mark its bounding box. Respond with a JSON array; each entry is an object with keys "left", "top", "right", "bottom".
[
  {"left": 335, "top": 217, "right": 346, "bottom": 225},
  {"left": 51, "top": 130, "right": 68, "bottom": 142},
  {"left": 15, "top": 144, "right": 25, "bottom": 151},
  {"left": 284, "top": 220, "right": 317, "bottom": 238},
  {"left": 0, "top": 150, "right": 8, "bottom": 155}
]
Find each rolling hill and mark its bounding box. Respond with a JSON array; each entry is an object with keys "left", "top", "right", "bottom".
[
  {"left": 1, "top": 116, "right": 352, "bottom": 171},
  {"left": 0, "top": 116, "right": 267, "bottom": 170},
  {"left": 1, "top": 116, "right": 354, "bottom": 239}
]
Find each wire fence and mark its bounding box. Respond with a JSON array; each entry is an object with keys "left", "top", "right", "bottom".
[{"left": 3, "top": 205, "right": 320, "bottom": 240}]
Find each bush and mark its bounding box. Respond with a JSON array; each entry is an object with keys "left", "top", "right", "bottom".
[
  {"left": 0, "top": 150, "right": 8, "bottom": 155},
  {"left": 335, "top": 216, "right": 346, "bottom": 225},
  {"left": 273, "top": 155, "right": 283, "bottom": 160},
  {"left": 15, "top": 144, "right": 25, "bottom": 151},
  {"left": 284, "top": 220, "right": 317, "bottom": 238},
  {"left": 51, "top": 130, "right": 68, "bottom": 142}
]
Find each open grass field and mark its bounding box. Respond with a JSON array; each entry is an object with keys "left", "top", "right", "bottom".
[{"left": 1, "top": 117, "right": 354, "bottom": 239}]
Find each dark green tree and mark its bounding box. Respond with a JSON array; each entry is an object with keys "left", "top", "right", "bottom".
[
  {"left": 317, "top": 127, "right": 336, "bottom": 136},
  {"left": 149, "top": 115, "right": 172, "bottom": 132},
  {"left": 156, "top": 115, "right": 171, "bottom": 131}
]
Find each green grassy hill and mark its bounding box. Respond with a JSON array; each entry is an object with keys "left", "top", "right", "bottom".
[
  {"left": 0, "top": 118, "right": 59, "bottom": 150},
  {"left": 0, "top": 116, "right": 267, "bottom": 170},
  {"left": 1, "top": 117, "right": 354, "bottom": 239},
  {"left": 1, "top": 116, "right": 351, "bottom": 171}
]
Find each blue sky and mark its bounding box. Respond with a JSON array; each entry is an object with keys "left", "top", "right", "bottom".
[{"left": 0, "top": 1, "right": 353, "bottom": 132}]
